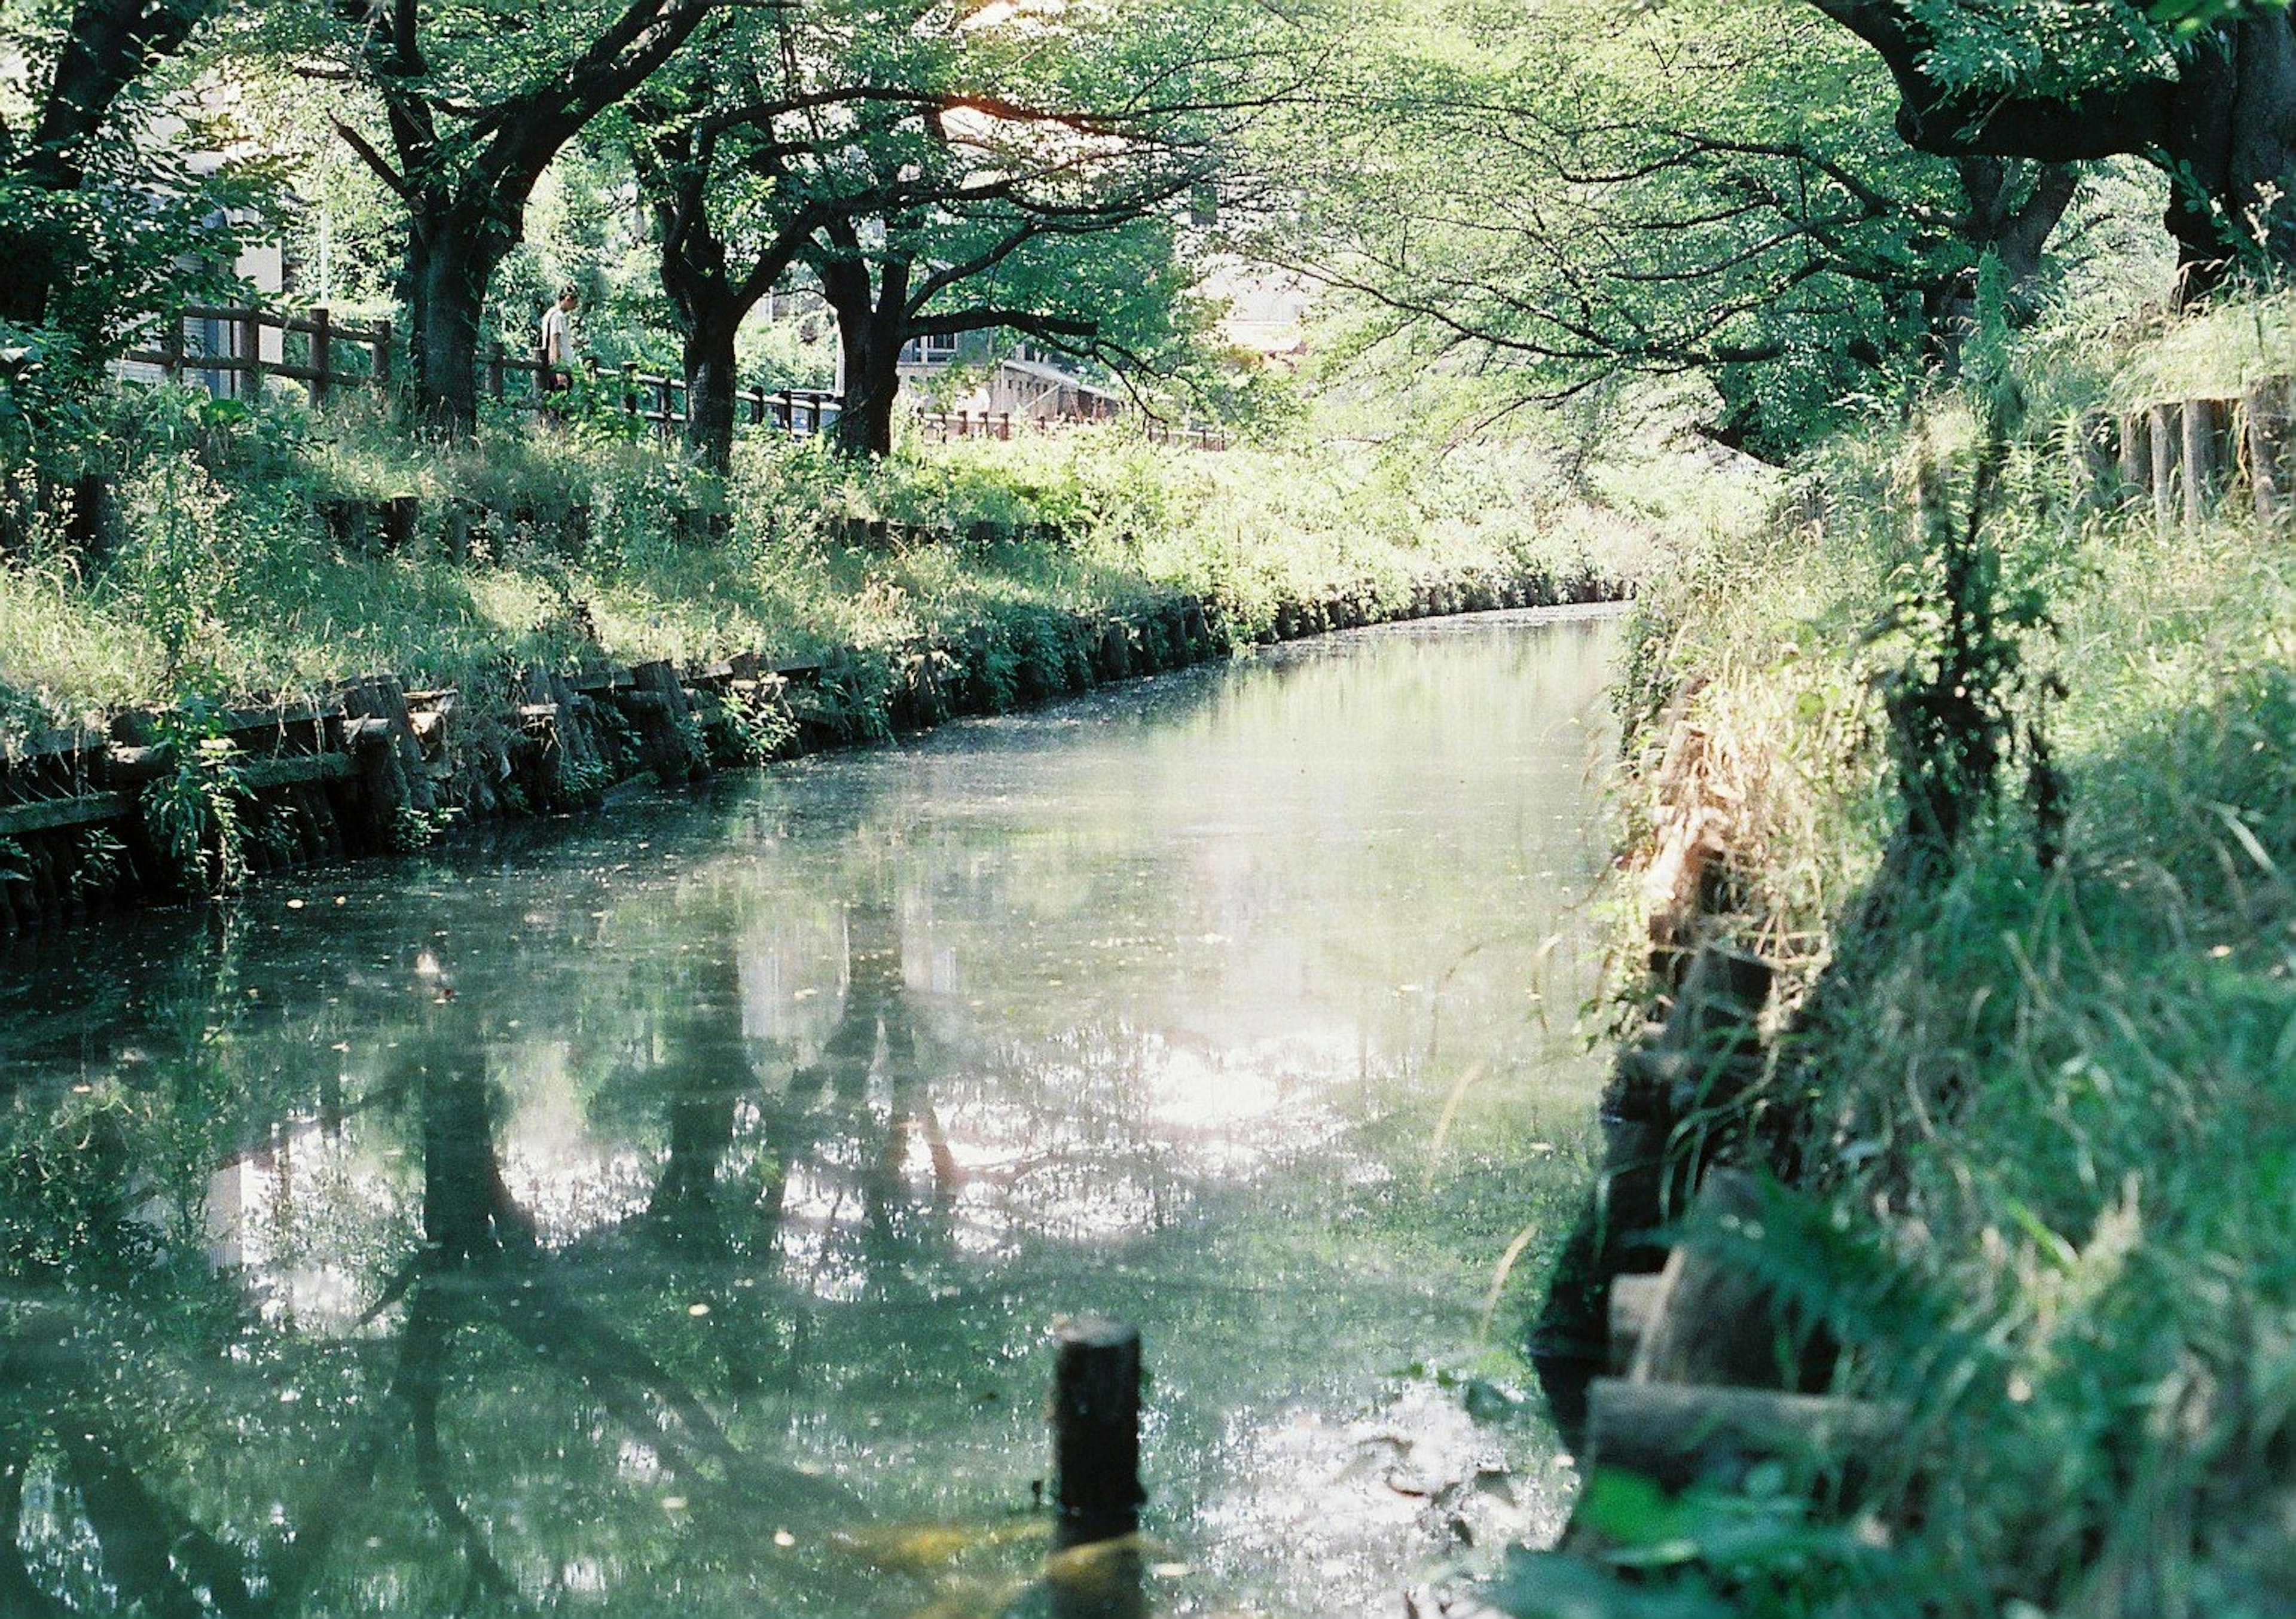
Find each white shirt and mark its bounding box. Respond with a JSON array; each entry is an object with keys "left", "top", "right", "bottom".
[{"left": 541, "top": 305, "right": 572, "bottom": 365}]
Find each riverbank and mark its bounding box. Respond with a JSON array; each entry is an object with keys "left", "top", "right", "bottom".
[
  {"left": 1506, "top": 296, "right": 2296, "bottom": 1614},
  {"left": 0, "top": 396, "right": 1663, "bottom": 924}
]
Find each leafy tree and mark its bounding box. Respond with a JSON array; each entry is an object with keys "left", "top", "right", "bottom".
[
  {"left": 1799, "top": 0, "right": 2296, "bottom": 292},
  {"left": 616, "top": 2, "right": 926, "bottom": 473},
  {"left": 622, "top": 0, "right": 1292, "bottom": 463},
  {"left": 0, "top": 0, "right": 251, "bottom": 353},
  {"left": 312, "top": 0, "right": 719, "bottom": 433},
  {"left": 1278, "top": 0, "right": 2093, "bottom": 457}
]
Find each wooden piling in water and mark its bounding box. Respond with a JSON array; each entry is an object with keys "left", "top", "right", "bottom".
[
  {"left": 619, "top": 659, "right": 709, "bottom": 784},
  {"left": 1049, "top": 1316, "right": 1144, "bottom": 1544}
]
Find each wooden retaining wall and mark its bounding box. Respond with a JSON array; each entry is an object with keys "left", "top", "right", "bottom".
[
  {"left": 1530, "top": 697, "right": 1895, "bottom": 1552},
  {"left": 0, "top": 568, "right": 1625, "bottom": 936},
  {"left": 2111, "top": 378, "right": 2296, "bottom": 528}
]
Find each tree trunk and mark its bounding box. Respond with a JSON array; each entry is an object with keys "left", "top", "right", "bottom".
[
  {"left": 1923, "top": 160, "right": 2081, "bottom": 369},
  {"left": 682, "top": 317, "right": 741, "bottom": 475},
  {"left": 841, "top": 340, "right": 902, "bottom": 458},
  {"left": 404, "top": 212, "right": 509, "bottom": 436},
  {"left": 828, "top": 306, "right": 903, "bottom": 458},
  {"left": 2164, "top": 17, "right": 2296, "bottom": 298},
  {"left": 816, "top": 246, "right": 908, "bottom": 459},
  {"left": 0, "top": 237, "right": 56, "bottom": 329}
]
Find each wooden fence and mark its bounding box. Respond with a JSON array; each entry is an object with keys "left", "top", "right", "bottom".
[
  {"left": 2115, "top": 378, "right": 2296, "bottom": 529},
  {"left": 124, "top": 304, "right": 841, "bottom": 436},
  {"left": 124, "top": 304, "right": 394, "bottom": 405},
  {"left": 121, "top": 303, "right": 1226, "bottom": 450}
]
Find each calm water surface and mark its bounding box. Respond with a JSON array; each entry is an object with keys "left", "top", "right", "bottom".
[{"left": 1, "top": 609, "right": 1618, "bottom": 1617}]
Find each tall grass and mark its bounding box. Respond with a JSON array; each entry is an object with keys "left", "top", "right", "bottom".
[
  {"left": 1587, "top": 302, "right": 2296, "bottom": 1613},
  {"left": 0, "top": 389, "right": 1677, "bottom": 748}
]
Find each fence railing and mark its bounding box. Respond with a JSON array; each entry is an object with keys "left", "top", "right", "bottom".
[
  {"left": 121, "top": 303, "right": 1225, "bottom": 450},
  {"left": 124, "top": 304, "right": 395, "bottom": 404},
  {"left": 124, "top": 304, "right": 840, "bottom": 436},
  {"left": 916, "top": 410, "right": 1018, "bottom": 442}
]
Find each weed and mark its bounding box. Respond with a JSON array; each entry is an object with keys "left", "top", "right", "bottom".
[
  {"left": 68, "top": 827, "right": 127, "bottom": 897},
  {"left": 706, "top": 684, "right": 798, "bottom": 767},
  {"left": 140, "top": 700, "right": 250, "bottom": 894}
]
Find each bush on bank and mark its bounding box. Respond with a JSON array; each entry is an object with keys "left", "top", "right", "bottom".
[
  {"left": 1565, "top": 295, "right": 2296, "bottom": 1613},
  {"left": 0, "top": 384, "right": 1662, "bottom": 751}
]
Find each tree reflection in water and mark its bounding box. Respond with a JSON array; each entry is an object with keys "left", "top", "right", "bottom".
[{"left": 1, "top": 615, "right": 1623, "bottom": 1616}]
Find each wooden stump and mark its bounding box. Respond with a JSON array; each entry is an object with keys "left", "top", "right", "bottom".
[
  {"left": 338, "top": 686, "right": 413, "bottom": 851},
  {"left": 2117, "top": 411, "right": 2152, "bottom": 508},
  {"left": 1050, "top": 1318, "right": 1144, "bottom": 1543},
  {"left": 2183, "top": 397, "right": 2234, "bottom": 530},
  {"left": 1629, "top": 1171, "right": 1833, "bottom": 1392},
  {"left": 520, "top": 665, "right": 607, "bottom": 805},
  {"left": 2246, "top": 377, "right": 2295, "bottom": 526},
  {"left": 618, "top": 660, "right": 709, "bottom": 784},
  {"left": 1099, "top": 621, "right": 1132, "bottom": 681},
  {"left": 2149, "top": 403, "right": 2184, "bottom": 529}
]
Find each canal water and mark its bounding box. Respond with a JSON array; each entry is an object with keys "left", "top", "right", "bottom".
[{"left": 0, "top": 608, "right": 1618, "bottom": 1617}]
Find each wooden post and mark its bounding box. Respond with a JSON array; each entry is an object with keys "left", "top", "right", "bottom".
[
  {"left": 2148, "top": 403, "right": 2182, "bottom": 529},
  {"left": 237, "top": 309, "right": 263, "bottom": 399},
  {"left": 779, "top": 388, "right": 796, "bottom": 433},
  {"left": 2117, "top": 410, "right": 2150, "bottom": 504},
  {"left": 309, "top": 307, "right": 332, "bottom": 407},
  {"left": 370, "top": 320, "right": 392, "bottom": 390},
  {"left": 657, "top": 375, "right": 675, "bottom": 436},
  {"left": 2184, "top": 396, "right": 2231, "bottom": 530},
  {"left": 747, "top": 388, "right": 765, "bottom": 426},
  {"left": 487, "top": 340, "right": 505, "bottom": 401},
  {"left": 1000, "top": 413, "right": 1012, "bottom": 441},
  {"left": 2248, "top": 377, "right": 2291, "bottom": 526},
  {"left": 1049, "top": 1317, "right": 1144, "bottom": 1544}
]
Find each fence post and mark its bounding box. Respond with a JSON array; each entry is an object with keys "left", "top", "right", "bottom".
[
  {"left": 487, "top": 340, "right": 505, "bottom": 401},
  {"left": 657, "top": 374, "right": 674, "bottom": 436},
  {"left": 1000, "top": 413, "right": 1012, "bottom": 441},
  {"left": 747, "top": 388, "right": 764, "bottom": 426},
  {"left": 370, "top": 320, "right": 392, "bottom": 391},
  {"left": 621, "top": 361, "right": 638, "bottom": 418},
  {"left": 309, "top": 307, "right": 332, "bottom": 407},
  {"left": 778, "top": 388, "right": 796, "bottom": 434},
  {"left": 237, "top": 309, "right": 263, "bottom": 399}
]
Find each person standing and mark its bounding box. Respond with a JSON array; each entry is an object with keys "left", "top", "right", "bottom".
[{"left": 539, "top": 285, "right": 578, "bottom": 391}]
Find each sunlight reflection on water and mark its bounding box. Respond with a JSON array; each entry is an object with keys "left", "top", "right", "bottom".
[{"left": 3, "top": 607, "right": 1619, "bottom": 1618}]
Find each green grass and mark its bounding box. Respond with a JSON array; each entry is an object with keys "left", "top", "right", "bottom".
[
  {"left": 1574, "top": 304, "right": 2296, "bottom": 1614},
  {"left": 0, "top": 387, "right": 1667, "bottom": 749}
]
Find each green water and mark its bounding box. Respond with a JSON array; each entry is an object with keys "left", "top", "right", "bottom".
[{"left": 0, "top": 609, "right": 1617, "bottom": 1618}]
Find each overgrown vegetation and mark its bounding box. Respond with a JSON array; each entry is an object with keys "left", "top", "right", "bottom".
[
  {"left": 1567, "top": 287, "right": 2296, "bottom": 1615},
  {"left": 0, "top": 386, "right": 1667, "bottom": 750}
]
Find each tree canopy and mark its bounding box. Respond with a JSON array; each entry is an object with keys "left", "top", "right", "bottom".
[{"left": 0, "top": 0, "right": 2252, "bottom": 462}]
